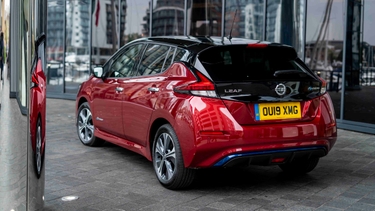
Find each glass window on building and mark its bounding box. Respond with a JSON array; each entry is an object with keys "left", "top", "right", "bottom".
[
  {"left": 266, "top": 0, "right": 306, "bottom": 59},
  {"left": 224, "top": 0, "right": 264, "bottom": 40},
  {"left": 152, "top": 0, "right": 185, "bottom": 36},
  {"left": 343, "top": 0, "right": 375, "bottom": 125},
  {"left": 19, "top": 0, "right": 28, "bottom": 109},
  {"left": 306, "top": 0, "right": 344, "bottom": 120},
  {"left": 187, "top": 0, "right": 222, "bottom": 36},
  {"left": 124, "top": 0, "right": 150, "bottom": 43},
  {"left": 64, "top": 0, "right": 91, "bottom": 94},
  {"left": 92, "top": 0, "right": 150, "bottom": 67},
  {"left": 46, "top": 0, "right": 65, "bottom": 93}
]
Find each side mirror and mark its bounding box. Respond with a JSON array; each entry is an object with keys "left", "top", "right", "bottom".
[{"left": 93, "top": 67, "right": 103, "bottom": 78}]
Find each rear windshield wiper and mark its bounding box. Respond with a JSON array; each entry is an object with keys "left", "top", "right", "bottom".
[
  {"left": 202, "top": 61, "right": 225, "bottom": 65},
  {"left": 274, "top": 69, "right": 308, "bottom": 77}
]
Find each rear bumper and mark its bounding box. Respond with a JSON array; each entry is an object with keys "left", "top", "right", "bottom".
[
  {"left": 175, "top": 94, "right": 337, "bottom": 169},
  {"left": 213, "top": 146, "right": 327, "bottom": 167},
  {"left": 188, "top": 135, "right": 335, "bottom": 168}
]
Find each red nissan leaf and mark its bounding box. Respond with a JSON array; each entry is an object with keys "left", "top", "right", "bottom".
[
  {"left": 30, "top": 34, "right": 47, "bottom": 178},
  {"left": 76, "top": 36, "right": 337, "bottom": 189}
]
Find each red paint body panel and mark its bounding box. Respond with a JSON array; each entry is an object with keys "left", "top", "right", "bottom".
[
  {"left": 121, "top": 76, "right": 164, "bottom": 147},
  {"left": 91, "top": 78, "right": 124, "bottom": 137}
]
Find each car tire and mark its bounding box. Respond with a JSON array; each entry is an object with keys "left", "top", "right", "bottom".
[
  {"left": 77, "top": 102, "right": 104, "bottom": 146},
  {"left": 279, "top": 157, "right": 320, "bottom": 174},
  {"left": 152, "top": 124, "right": 196, "bottom": 190},
  {"left": 34, "top": 117, "right": 44, "bottom": 178}
]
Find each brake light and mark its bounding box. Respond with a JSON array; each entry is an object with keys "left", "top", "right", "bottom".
[
  {"left": 247, "top": 43, "right": 267, "bottom": 48},
  {"left": 174, "top": 71, "right": 217, "bottom": 97}
]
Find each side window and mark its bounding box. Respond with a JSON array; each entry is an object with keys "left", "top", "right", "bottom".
[
  {"left": 110, "top": 44, "right": 144, "bottom": 78},
  {"left": 137, "top": 44, "right": 170, "bottom": 76},
  {"left": 161, "top": 47, "right": 176, "bottom": 71},
  {"left": 174, "top": 48, "right": 189, "bottom": 62}
]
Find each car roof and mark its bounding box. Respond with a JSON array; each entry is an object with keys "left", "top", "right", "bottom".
[{"left": 131, "top": 36, "right": 276, "bottom": 53}]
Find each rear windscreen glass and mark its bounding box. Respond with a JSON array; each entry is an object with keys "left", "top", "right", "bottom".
[{"left": 198, "top": 45, "right": 311, "bottom": 82}]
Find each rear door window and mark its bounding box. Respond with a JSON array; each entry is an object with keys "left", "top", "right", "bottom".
[
  {"left": 136, "top": 44, "right": 170, "bottom": 76},
  {"left": 162, "top": 47, "right": 176, "bottom": 71}
]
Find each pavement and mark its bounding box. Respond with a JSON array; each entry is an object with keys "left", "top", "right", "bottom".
[{"left": 44, "top": 98, "right": 375, "bottom": 211}]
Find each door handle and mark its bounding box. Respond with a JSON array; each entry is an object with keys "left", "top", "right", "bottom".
[
  {"left": 115, "top": 87, "right": 124, "bottom": 92},
  {"left": 148, "top": 87, "right": 159, "bottom": 92}
]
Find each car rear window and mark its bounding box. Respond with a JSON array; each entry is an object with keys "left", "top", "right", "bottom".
[{"left": 197, "top": 45, "right": 310, "bottom": 82}]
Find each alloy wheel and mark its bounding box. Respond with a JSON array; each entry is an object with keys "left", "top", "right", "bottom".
[
  {"left": 154, "top": 132, "right": 176, "bottom": 183},
  {"left": 78, "top": 108, "right": 94, "bottom": 144},
  {"left": 36, "top": 121, "right": 42, "bottom": 175}
]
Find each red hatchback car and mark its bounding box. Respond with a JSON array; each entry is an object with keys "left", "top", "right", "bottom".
[
  {"left": 30, "top": 34, "right": 47, "bottom": 178},
  {"left": 76, "top": 36, "right": 337, "bottom": 189}
]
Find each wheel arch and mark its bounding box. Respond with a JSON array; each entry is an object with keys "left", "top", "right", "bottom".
[
  {"left": 77, "top": 96, "right": 88, "bottom": 109},
  {"left": 148, "top": 118, "right": 170, "bottom": 159},
  {"left": 76, "top": 96, "right": 89, "bottom": 118}
]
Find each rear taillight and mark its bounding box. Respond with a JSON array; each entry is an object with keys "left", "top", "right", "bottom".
[
  {"left": 31, "top": 71, "right": 39, "bottom": 88},
  {"left": 31, "top": 59, "right": 43, "bottom": 89},
  {"left": 174, "top": 71, "right": 218, "bottom": 98},
  {"left": 319, "top": 77, "right": 327, "bottom": 94}
]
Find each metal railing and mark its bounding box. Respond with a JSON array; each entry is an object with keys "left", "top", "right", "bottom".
[{"left": 314, "top": 67, "right": 375, "bottom": 92}]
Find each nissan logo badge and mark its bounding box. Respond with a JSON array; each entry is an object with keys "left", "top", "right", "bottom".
[{"left": 275, "top": 83, "right": 286, "bottom": 96}]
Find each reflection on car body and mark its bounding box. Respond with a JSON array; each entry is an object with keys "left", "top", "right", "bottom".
[
  {"left": 76, "top": 36, "right": 337, "bottom": 189},
  {"left": 30, "top": 34, "right": 47, "bottom": 178}
]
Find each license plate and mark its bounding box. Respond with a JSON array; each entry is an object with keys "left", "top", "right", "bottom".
[{"left": 254, "top": 102, "right": 301, "bottom": 121}]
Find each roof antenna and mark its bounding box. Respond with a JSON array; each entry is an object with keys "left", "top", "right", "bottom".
[{"left": 227, "top": 9, "right": 237, "bottom": 42}]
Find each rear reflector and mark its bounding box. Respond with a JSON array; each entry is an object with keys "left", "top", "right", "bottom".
[
  {"left": 271, "top": 158, "right": 285, "bottom": 163},
  {"left": 200, "top": 131, "right": 225, "bottom": 136}
]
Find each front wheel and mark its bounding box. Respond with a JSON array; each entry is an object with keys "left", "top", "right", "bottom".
[
  {"left": 77, "top": 102, "right": 104, "bottom": 146},
  {"left": 152, "top": 124, "right": 195, "bottom": 190},
  {"left": 279, "top": 157, "right": 320, "bottom": 174}
]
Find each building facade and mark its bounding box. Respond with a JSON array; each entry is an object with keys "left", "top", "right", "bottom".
[
  {"left": 46, "top": 0, "right": 375, "bottom": 134},
  {"left": 1, "top": 0, "right": 47, "bottom": 209}
]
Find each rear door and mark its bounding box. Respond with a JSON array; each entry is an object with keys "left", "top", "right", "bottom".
[
  {"left": 196, "top": 44, "right": 323, "bottom": 124},
  {"left": 121, "top": 44, "right": 175, "bottom": 146}
]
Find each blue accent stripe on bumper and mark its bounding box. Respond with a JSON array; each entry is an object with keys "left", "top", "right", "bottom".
[{"left": 213, "top": 147, "right": 326, "bottom": 167}]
